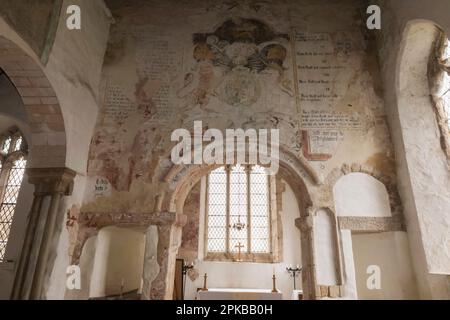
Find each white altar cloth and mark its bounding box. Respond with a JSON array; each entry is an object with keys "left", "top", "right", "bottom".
[
  {"left": 196, "top": 288, "right": 283, "bottom": 300},
  {"left": 291, "top": 290, "right": 304, "bottom": 300}
]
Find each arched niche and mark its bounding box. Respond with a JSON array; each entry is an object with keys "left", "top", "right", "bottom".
[
  {"left": 88, "top": 226, "right": 146, "bottom": 298},
  {"left": 333, "top": 172, "right": 392, "bottom": 218}
]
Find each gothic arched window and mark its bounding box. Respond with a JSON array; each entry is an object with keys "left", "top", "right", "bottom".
[
  {"left": 0, "top": 129, "right": 27, "bottom": 262},
  {"left": 205, "top": 164, "right": 276, "bottom": 262}
]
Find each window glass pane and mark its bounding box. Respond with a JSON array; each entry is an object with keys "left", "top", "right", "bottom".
[
  {"left": 0, "top": 157, "right": 27, "bottom": 262},
  {"left": 206, "top": 164, "right": 272, "bottom": 257},
  {"left": 207, "top": 166, "right": 226, "bottom": 252},
  {"left": 250, "top": 165, "right": 270, "bottom": 253},
  {"left": 229, "top": 165, "right": 248, "bottom": 253},
  {"left": 444, "top": 39, "right": 450, "bottom": 59},
  {"left": 14, "top": 136, "right": 22, "bottom": 152},
  {"left": 2, "top": 137, "right": 11, "bottom": 154}
]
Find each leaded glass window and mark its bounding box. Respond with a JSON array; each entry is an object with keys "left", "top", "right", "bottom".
[
  {"left": 206, "top": 164, "right": 271, "bottom": 258},
  {"left": 0, "top": 130, "right": 27, "bottom": 262}
]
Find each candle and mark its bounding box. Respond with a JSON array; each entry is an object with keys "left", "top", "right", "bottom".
[{"left": 138, "top": 279, "right": 143, "bottom": 294}]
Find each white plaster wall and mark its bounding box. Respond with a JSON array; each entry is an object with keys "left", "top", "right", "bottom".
[
  {"left": 339, "top": 230, "right": 357, "bottom": 299},
  {"left": 184, "top": 181, "right": 302, "bottom": 300},
  {"left": 352, "top": 232, "right": 419, "bottom": 300},
  {"left": 45, "top": 0, "right": 112, "bottom": 173},
  {"left": 376, "top": 0, "right": 450, "bottom": 298},
  {"left": 46, "top": 174, "right": 88, "bottom": 299},
  {"left": 88, "top": 227, "right": 145, "bottom": 298},
  {"left": 334, "top": 173, "right": 391, "bottom": 217},
  {"left": 314, "top": 209, "right": 339, "bottom": 285}
]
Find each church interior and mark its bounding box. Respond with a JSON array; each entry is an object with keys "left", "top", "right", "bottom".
[{"left": 0, "top": 0, "right": 449, "bottom": 301}]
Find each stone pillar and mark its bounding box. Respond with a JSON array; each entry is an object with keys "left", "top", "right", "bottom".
[
  {"left": 141, "top": 213, "right": 185, "bottom": 300},
  {"left": 11, "top": 168, "right": 75, "bottom": 300},
  {"left": 295, "top": 208, "right": 318, "bottom": 300}
]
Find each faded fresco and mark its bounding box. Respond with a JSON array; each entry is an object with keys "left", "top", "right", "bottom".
[
  {"left": 181, "top": 18, "right": 291, "bottom": 108},
  {"left": 83, "top": 0, "right": 395, "bottom": 214}
]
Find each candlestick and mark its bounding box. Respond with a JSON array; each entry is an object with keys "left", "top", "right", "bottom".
[
  {"left": 272, "top": 273, "right": 278, "bottom": 293},
  {"left": 201, "top": 273, "right": 208, "bottom": 291},
  {"left": 182, "top": 261, "right": 194, "bottom": 275},
  {"left": 120, "top": 278, "right": 124, "bottom": 299},
  {"left": 286, "top": 265, "right": 302, "bottom": 290},
  {"left": 182, "top": 261, "right": 195, "bottom": 299}
]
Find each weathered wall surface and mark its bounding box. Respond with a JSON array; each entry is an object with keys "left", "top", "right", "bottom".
[
  {"left": 76, "top": 0, "right": 406, "bottom": 300},
  {"left": 178, "top": 182, "right": 201, "bottom": 262},
  {"left": 375, "top": 0, "right": 450, "bottom": 299},
  {"left": 1, "top": 0, "right": 447, "bottom": 300},
  {"left": 0, "top": 0, "right": 62, "bottom": 62},
  {"left": 83, "top": 0, "right": 395, "bottom": 216}
]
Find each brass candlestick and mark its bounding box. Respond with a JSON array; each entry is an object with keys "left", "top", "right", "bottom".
[
  {"left": 272, "top": 273, "right": 278, "bottom": 293},
  {"left": 201, "top": 273, "right": 208, "bottom": 291}
]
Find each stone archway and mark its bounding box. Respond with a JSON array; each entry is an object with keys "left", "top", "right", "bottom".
[
  {"left": 323, "top": 163, "right": 404, "bottom": 231},
  {"left": 159, "top": 147, "right": 319, "bottom": 299},
  {"left": 0, "top": 35, "right": 75, "bottom": 300},
  {"left": 0, "top": 35, "right": 66, "bottom": 168}
]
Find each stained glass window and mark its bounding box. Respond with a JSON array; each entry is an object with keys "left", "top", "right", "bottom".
[
  {"left": 206, "top": 164, "right": 270, "bottom": 257},
  {"left": 0, "top": 131, "right": 27, "bottom": 262}
]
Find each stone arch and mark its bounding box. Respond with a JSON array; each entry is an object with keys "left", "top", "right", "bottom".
[
  {"left": 333, "top": 172, "right": 392, "bottom": 218},
  {"left": 324, "top": 163, "right": 403, "bottom": 219},
  {"left": 0, "top": 36, "right": 66, "bottom": 168},
  {"left": 160, "top": 146, "right": 320, "bottom": 299},
  {"left": 161, "top": 146, "right": 318, "bottom": 216}
]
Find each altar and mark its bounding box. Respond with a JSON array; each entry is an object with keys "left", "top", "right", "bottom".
[{"left": 196, "top": 288, "right": 283, "bottom": 300}]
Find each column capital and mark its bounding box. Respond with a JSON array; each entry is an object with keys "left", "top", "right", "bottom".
[
  {"left": 295, "top": 215, "right": 313, "bottom": 233},
  {"left": 27, "top": 167, "right": 76, "bottom": 196}
]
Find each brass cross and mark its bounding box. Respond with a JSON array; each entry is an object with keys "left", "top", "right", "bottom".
[{"left": 235, "top": 242, "right": 244, "bottom": 262}]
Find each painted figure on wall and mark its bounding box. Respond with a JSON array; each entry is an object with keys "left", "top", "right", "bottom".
[{"left": 178, "top": 18, "right": 293, "bottom": 109}]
